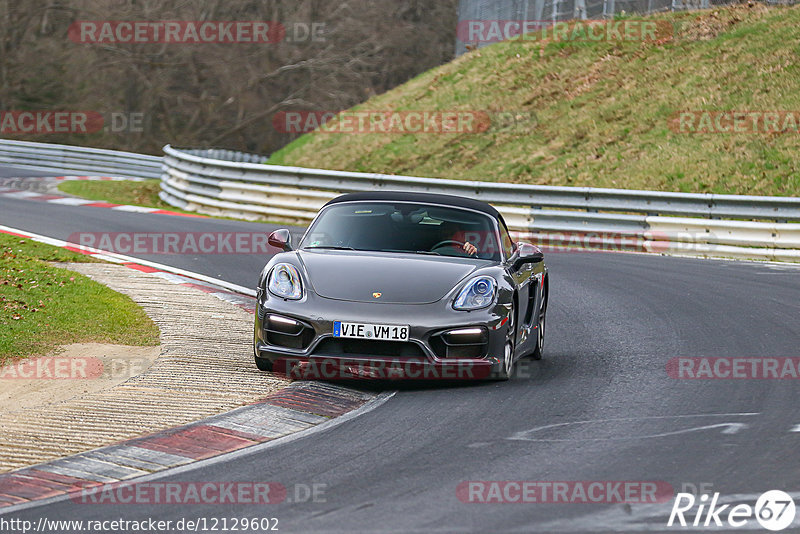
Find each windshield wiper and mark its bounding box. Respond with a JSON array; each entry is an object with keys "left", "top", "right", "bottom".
[
  {"left": 308, "top": 247, "right": 442, "bottom": 256},
  {"left": 370, "top": 249, "right": 441, "bottom": 256}
]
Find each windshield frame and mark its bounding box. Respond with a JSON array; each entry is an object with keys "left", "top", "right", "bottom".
[{"left": 298, "top": 200, "right": 506, "bottom": 262}]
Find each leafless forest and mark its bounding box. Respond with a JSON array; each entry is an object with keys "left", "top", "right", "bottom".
[{"left": 0, "top": 0, "right": 457, "bottom": 154}]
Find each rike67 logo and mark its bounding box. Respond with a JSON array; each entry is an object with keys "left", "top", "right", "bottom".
[{"left": 668, "top": 490, "right": 796, "bottom": 531}]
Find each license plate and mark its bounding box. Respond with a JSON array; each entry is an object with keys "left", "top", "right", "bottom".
[{"left": 333, "top": 321, "right": 409, "bottom": 341}]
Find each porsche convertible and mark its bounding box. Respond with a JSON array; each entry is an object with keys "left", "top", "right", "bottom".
[{"left": 254, "top": 191, "right": 548, "bottom": 380}]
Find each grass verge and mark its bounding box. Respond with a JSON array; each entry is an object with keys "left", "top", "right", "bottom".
[
  {"left": 57, "top": 179, "right": 290, "bottom": 224},
  {"left": 0, "top": 233, "right": 160, "bottom": 364},
  {"left": 57, "top": 179, "right": 183, "bottom": 211}
]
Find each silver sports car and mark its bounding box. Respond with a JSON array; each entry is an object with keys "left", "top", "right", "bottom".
[{"left": 254, "top": 191, "right": 548, "bottom": 380}]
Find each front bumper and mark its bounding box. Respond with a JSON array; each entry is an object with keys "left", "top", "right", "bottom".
[{"left": 254, "top": 289, "right": 511, "bottom": 380}]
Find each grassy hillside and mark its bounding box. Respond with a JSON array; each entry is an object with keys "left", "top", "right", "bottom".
[{"left": 269, "top": 4, "right": 800, "bottom": 196}]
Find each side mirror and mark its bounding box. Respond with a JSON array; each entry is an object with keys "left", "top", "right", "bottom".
[
  {"left": 512, "top": 242, "right": 544, "bottom": 270},
  {"left": 268, "top": 229, "right": 292, "bottom": 252}
]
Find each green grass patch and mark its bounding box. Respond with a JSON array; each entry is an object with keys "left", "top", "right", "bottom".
[
  {"left": 0, "top": 233, "right": 159, "bottom": 364},
  {"left": 269, "top": 4, "right": 800, "bottom": 197},
  {"left": 57, "top": 179, "right": 179, "bottom": 211},
  {"left": 58, "top": 179, "right": 291, "bottom": 224}
]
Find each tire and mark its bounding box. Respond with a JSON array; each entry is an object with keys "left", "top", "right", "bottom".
[
  {"left": 253, "top": 319, "right": 272, "bottom": 371},
  {"left": 254, "top": 355, "right": 273, "bottom": 372},
  {"left": 495, "top": 341, "right": 514, "bottom": 381},
  {"left": 494, "top": 304, "right": 515, "bottom": 381},
  {"left": 531, "top": 290, "right": 547, "bottom": 361}
]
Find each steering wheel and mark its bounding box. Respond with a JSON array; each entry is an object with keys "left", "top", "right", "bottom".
[{"left": 431, "top": 240, "right": 464, "bottom": 251}]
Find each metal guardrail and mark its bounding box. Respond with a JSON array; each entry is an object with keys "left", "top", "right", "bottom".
[
  {"left": 161, "top": 145, "right": 800, "bottom": 262},
  {"left": 0, "top": 139, "right": 161, "bottom": 179},
  {"left": 161, "top": 145, "right": 800, "bottom": 221},
  {"left": 177, "top": 148, "right": 265, "bottom": 164},
  {"left": 0, "top": 140, "right": 796, "bottom": 261}
]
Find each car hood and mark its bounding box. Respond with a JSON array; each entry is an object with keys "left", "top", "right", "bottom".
[{"left": 298, "top": 250, "right": 480, "bottom": 304}]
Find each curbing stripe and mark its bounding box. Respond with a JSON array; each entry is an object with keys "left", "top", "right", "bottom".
[
  {"left": 0, "top": 175, "right": 207, "bottom": 218},
  {"left": 0, "top": 390, "right": 395, "bottom": 515},
  {"left": 0, "top": 494, "right": 27, "bottom": 505},
  {"left": 34, "top": 464, "right": 118, "bottom": 484},
  {"left": 149, "top": 209, "right": 207, "bottom": 218},
  {"left": 21, "top": 470, "right": 93, "bottom": 488},
  {"left": 52, "top": 458, "right": 147, "bottom": 481},
  {"left": 90, "top": 446, "right": 193, "bottom": 469},
  {"left": 10, "top": 475, "right": 76, "bottom": 492},
  {"left": 205, "top": 403, "right": 328, "bottom": 439},
  {"left": 4, "top": 191, "right": 41, "bottom": 199},
  {"left": 201, "top": 425, "right": 269, "bottom": 443},
  {"left": 122, "top": 263, "right": 161, "bottom": 274},
  {"left": 86, "top": 453, "right": 178, "bottom": 473},
  {"left": 113, "top": 205, "right": 160, "bottom": 213},
  {"left": 128, "top": 442, "right": 223, "bottom": 462},
  {"left": 263, "top": 387, "right": 368, "bottom": 417},
  {"left": 0, "top": 477, "right": 67, "bottom": 500},
  {"left": 88, "top": 253, "right": 128, "bottom": 263},
  {"left": 0, "top": 383, "right": 380, "bottom": 510},
  {"left": 63, "top": 246, "right": 92, "bottom": 255},
  {"left": 132, "top": 425, "right": 262, "bottom": 459},
  {"left": 45, "top": 197, "right": 96, "bottom": 206},
  {"left": 0, "top": 228, "right": 28, "bottom": 238},
  {"left": 83, "top": 202, "right": 122, "bottom": 208}
]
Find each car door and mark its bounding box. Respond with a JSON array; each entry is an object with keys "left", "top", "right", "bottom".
[{"left": 500, "top": 223, "right": 535, "bottom": 350}]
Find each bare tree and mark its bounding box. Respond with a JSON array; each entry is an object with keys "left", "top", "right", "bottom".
[{"left": 0, "top": 0, "right": 458, "bottom": 154}]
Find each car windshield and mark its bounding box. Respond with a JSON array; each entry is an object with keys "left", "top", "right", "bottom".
[{"left": 300, "top": 202, "right": 502, "bottom": 261}]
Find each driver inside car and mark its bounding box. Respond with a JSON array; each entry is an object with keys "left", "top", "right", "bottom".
[{"left": 437, "top": 221, "right": 478, "bottom": 256}]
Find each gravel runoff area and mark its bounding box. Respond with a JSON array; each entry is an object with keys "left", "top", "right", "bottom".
[{"left": 0, "top": 263, "right": 289, "bottom": 473}]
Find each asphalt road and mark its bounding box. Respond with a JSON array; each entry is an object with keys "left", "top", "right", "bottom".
[
  {"left": 0, "top": 165, "right": 292, "bottom": 289},
  {"left": 2, "top": 167, "right": 800, "bottom": 532},
  {"left": 0, "top": 165, "right": 54, "bottom": 179}
]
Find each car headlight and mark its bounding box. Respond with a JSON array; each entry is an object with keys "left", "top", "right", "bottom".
[
  {"left": 453, "top": 276, "right": 496, "bottom": 310},
  {"left": 268, "top": 263, "right": 303, "bottom": 300}
]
